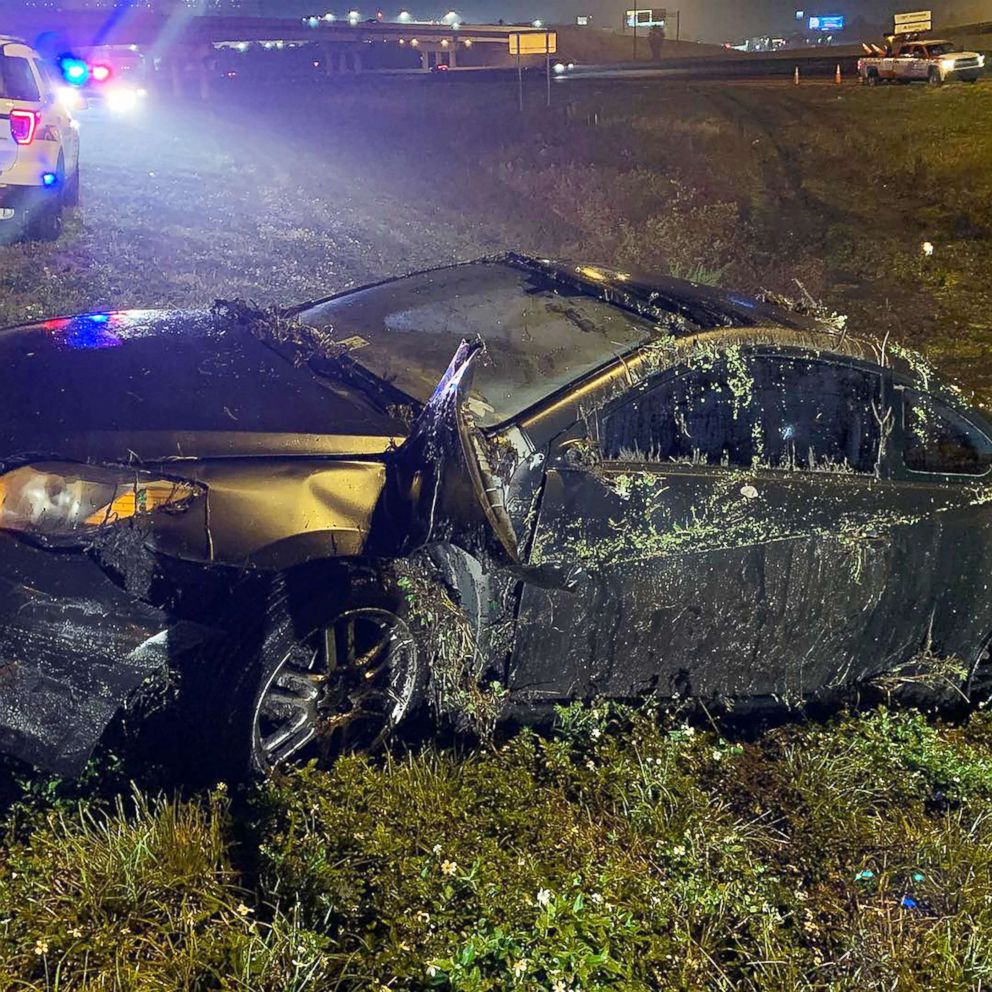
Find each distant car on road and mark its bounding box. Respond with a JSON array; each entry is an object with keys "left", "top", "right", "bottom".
[
  {"left": 2, "top": 254, "right": 992, "bottom": 778},
  {"left": 0, "top": 35, "right": 80, "bottom": 241},
  {"left": 71, "top": 48, "right": 149, "bottom": 114},
  {"left": 859, "top": 38, "right": 985, "bottom": 86}
]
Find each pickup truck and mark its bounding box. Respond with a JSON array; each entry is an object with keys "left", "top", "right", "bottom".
[{"left": 858, "top": 39, "right": 985, "bottom": 86}]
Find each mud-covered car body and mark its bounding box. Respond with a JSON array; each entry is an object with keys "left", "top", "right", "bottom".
[{"left": 3, "top": 253, "right": 992, "bottom": 775}]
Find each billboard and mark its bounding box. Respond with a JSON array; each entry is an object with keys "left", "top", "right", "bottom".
[
  {"left": 625, "top": 8, "right": 666, "bottom": 27},
  {"left": 808, "top": 14, "right": 844, "bottom": 31}
]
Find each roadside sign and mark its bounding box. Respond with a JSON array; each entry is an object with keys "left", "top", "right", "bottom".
[
  {"left": 893, "top": 9, "right": 932, "bottom": 33},
  {"left": 508, "top": 31, "right": 557, "bottom": 54},
  {"left": 625, "top": 8, "right": 666, "bottom": 28}
]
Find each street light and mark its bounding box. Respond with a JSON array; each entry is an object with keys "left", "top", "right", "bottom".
[
  {"left": 442, "top": 10, "right": 458, "bottom": 21},
  {"left": 397, "top": 9, "right": 411, "bottom": 20},
  {"left": 532, "top": 18, "right": 542, "bottom": 27}
]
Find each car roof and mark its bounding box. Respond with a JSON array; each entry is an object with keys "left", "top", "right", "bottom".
[{"left": 297, "top": 252, "right": 836, "bottom": 339}]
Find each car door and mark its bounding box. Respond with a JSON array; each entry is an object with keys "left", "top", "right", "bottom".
[
  {"left": 508, "top": 347, "right": 940, "bottom": 707},
  {"left": 878, "top": 382, "right": 992, "bottom": 679},
  {"left": 32, "top": 56, "right": 78, "bottom": 172},
  {"left": 0, "top": 46, "right": 35, "bottom": 177}
]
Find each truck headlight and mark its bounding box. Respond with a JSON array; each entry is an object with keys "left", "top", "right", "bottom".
[
  {"left": 979, "top": 54, "right": 986, "bottom": 68},
  {"left": 0, "top": 463, "right": 201, "bottom": 543},
  {"left": 941, "top": 58, "right": 956, "bottom": 71}
]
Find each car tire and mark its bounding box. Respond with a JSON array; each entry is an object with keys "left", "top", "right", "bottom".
[
  {"left": 27, "top": 197, "right": 63, "bottom": 241},
  {"left": 26, "top": 154, "right": 65, "bottom": 241},
  {"left": 198, "top": 562, "right": 425, "bottom": 781},
  {"left": 866, "top": 69, "right": 880, "bottom": 87},
  {"left": 64, "top": 162, "right": 80, "bottom": 208},
  {"left": 928, "top": 67, "right": 943, "bottom": 87}
]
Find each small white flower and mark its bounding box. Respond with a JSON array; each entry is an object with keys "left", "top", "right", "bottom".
[
  {"left": 34, "top": 939, "right": 49, "bottom": 955},
  {"left": 712, "top": 749, "right": 723, "bottom": 761},
  {"left": 673, "top": 844, "right": 687, "bottom": 856},
  {"left": 427, "top": 964, "right": 438, "bottom": 977},
  {"left": 432, "top": 843, "right": 443, "bottom": 855},
  {"left": 235, "top": 903, "right": 253, "bottom": 916},
  {"left": 552, "top": 980, "right": 568, "bottom": 992},
  {"left": 586, "top": 759, "right": 596, "bottom": 771},
  {"left": 590, "top": 892, "right": 604, "bottom": 904},
  {"left": 922, "top": 241, "right": 935, "bottom": 257},
  {"left": 536, "top": 888, "right": 553, "bottom": 907},
  {"left": 590, "top": 727, "right": 602, "bottom": 740},
  {"left": 511, "top": 959, "right": 528, "bottom": 978},
  {"left": 441, "top": 859, "right": 458, "bottom": 876}
]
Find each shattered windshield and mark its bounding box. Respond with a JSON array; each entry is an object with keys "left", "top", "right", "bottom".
[{"left": 299, "top": 262, "right": 660, "bottom": 427}]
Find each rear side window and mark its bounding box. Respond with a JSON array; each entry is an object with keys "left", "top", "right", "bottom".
[
  {"left": 600, "top": 354, "right": 882, "bottom": 474},
  {"left": 0, "top": 56, "right": 41, "bottom": 102},
  {"left": 903, "top": 390, "right": 992, "bottom": 476}
]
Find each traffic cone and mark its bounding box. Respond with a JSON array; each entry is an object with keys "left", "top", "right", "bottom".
[
  {"left": 835, "top": 63, "right": 842, "bottom": 84},
  {"left": 794, "top": 65, "right": 800, "bottom": 85}
]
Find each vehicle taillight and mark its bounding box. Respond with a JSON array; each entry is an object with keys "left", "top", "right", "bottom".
[{"left": 10, "top": 110, "right": 40, "bottom": 146}]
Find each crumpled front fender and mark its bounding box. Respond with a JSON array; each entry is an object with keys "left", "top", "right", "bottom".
[{"left": 0, "top": 534, "right": 206, "bottom": 775}]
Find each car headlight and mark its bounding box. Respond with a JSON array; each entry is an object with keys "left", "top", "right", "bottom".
[
  {"left": 105, "top": 86, "right": 142, "bottom": 114},
  {"left": 56, "top": 86, "right": 84, "bottom": 111},
  {"left": 553, "top": 61, "right": 566, "bottom": 74},
  {"left": 941, "top": 58, "right": 956, "bottom": 71},
  {"left": 979, "top": 54, "right": 986, "bottom": 68},
  {"left": 0, "top": 463, "right": 200, "bottom": 542}
]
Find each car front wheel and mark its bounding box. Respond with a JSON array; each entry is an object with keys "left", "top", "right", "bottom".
[
  {"left": 202, "top": 565, "right": 425, "bottom": 779},
  {"left": 928, "top": 67, "right": 943, "bottom": 87},
  {"left": 64, "top": 162, "right": 81, "bottom": 207},
  {"left": 251, "top": 603, "right": 422, "bottom": 773}
]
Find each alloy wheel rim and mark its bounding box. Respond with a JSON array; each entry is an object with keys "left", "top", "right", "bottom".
[{"left": 253, "top": 607, "right": 418, "bottom": 770}]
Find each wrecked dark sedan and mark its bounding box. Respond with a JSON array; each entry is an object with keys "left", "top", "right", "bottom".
[{"left": 3, "top": 252, "right": 992, "bottom": 778}]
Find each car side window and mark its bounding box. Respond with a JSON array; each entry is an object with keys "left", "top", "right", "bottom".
[
  {"left": 31, "top": 59, "right": 56, "bottom": 98},
  {"left": 598, "top": 353, "right": 882, "bottom": 474},
  {"left": 0, "top": 56, "right": 41, "bottom": 102},
  {"left": 903, "top": 389, "right": 992, "bottom": 476}
]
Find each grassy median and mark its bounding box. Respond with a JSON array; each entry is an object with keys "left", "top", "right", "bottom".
[{"left": 4, "top": 706, "right": 992, "bottom": 990}]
